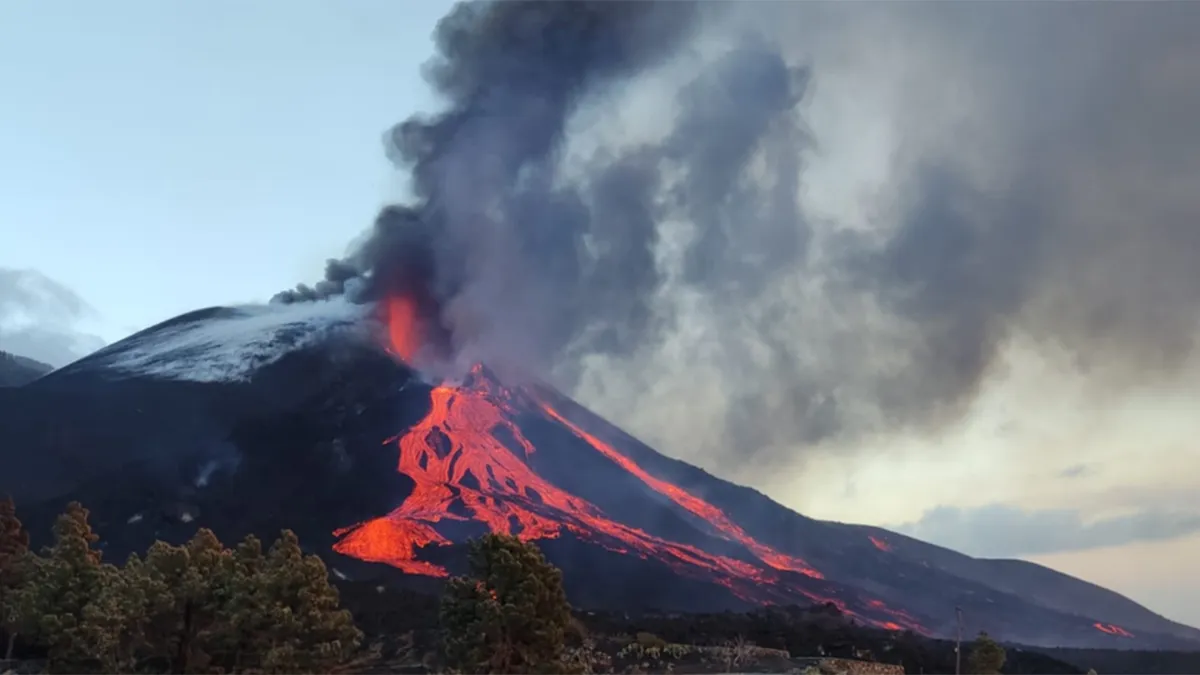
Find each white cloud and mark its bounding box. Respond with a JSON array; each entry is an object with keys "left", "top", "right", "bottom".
[{"left": 891, "top": 503, "right": 1200, "bottom": 557}]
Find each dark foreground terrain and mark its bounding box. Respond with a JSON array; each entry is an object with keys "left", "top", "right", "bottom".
[{"left": 330, "top": 582, "right": 1200, "bottom": 675}]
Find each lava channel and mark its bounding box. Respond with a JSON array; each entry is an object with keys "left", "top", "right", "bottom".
[
  {"left": 333, "top": 365, "right": 923, "bottom": 633},
  {"left": 1093, "top": 622, "right": 1134, "bottom": 637},
  {"left": 333, "top": 296, "right": 927, "bottom": 634}
]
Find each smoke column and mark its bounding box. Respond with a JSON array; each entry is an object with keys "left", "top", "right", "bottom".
[{"left": 278, "top": 1, "right": 1200, "bottom": 478}]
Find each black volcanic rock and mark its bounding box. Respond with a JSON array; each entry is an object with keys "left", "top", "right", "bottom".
[{"left": 0, "top": 301, "right": 1197, "bottom": 651}]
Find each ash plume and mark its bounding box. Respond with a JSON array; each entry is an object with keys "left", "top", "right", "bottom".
[{"left": 279, "top": 1, "right": 1200, "bottom": 476}]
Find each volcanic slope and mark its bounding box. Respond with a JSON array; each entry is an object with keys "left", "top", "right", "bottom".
[
  {"left": 0, "top": 350, "right": 52, "bottom": 387},
  {"left": 0, "top": 299, "right": 1197, "bottom": 650}
]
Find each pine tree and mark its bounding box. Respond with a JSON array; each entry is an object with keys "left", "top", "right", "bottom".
[
  {"left": 9, "top": 502, "right": 136, "bottom": 673},
  {"left": 966, "top": 631, "right": 1006, "bottom": 675},
  {"left": 6, "top": 501, "right": 362, "bottom": 674},
  {"left": 244, "top": 530, "right": 362, "bottom": 673},
  {"left": 0, "top": 495, "right": 30, "bottom": 661},
  {"left": 122, "top": 528, "right": 232, "bottom": 673},
  {"left": 440, "top": 533, "right": 574, "bottom": 674},
  {"left": 125, "top": 528, "right": 361, "bottom": 674},
  {"left": 208, "top": 533, "right": 267, "bottom": 670}
]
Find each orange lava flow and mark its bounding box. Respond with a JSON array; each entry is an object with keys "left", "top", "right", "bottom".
[
  {"left": 335, "top": 373, "right": 774, "bottom": 590},
  {"left": 336, "top": 299, "right": 925, "bottom": 631},
  {"left": 869, "top": 536, "right": 893, "bottom": 552},
  {"left": 537, "top": 401, "right": 824, "bottom": 580},
  {"left": 1093, "top": 622, "right": 1134, "bottom": 637},
  {"left": 333, "top": 369, "right": 925, "bottom": 633}
]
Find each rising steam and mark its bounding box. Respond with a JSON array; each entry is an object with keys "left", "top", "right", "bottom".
[{"left": 276, "top": 1, "right": 1200, "bottom": 475}]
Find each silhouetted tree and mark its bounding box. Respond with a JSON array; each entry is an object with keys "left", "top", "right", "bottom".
[
  {"left": 0, "top": 496, "right": 30, "bottom": 661},
  {"left": 440, "top": 533, "right": 574, "bottom": 674},
  {"left": 967, "top": 631, "right": 1006, "bottom": 675}
]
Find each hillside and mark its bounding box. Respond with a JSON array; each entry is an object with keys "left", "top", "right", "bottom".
[{"left": 0, "top": 349, "right": 52, "bottom": 387}]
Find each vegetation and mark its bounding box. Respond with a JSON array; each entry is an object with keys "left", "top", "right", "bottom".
[
  {"left": 0, "top": 499, "right": 360, "bottom": 674},
  {"left": 0, "top": 497, "right": 1192, "bottom": 674},
  {"left": 968, "top": 632, "right": 1007, "bottom": 674},
  {"left": 439, "top": 533, "right": 574, "bottom": 674},
  {"left": 0, "top": 496, "right": 30, "bottom": 661}
]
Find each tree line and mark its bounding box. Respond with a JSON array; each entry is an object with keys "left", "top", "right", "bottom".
[
  {"left": 0, "top": 496, "right": 578, "bottom": 674},
  {"left": 2, "top": 493, "right": 1031, "bottom": 674},
  {"left": 0, "top": 497, "right": 361, "bottom": 673}
]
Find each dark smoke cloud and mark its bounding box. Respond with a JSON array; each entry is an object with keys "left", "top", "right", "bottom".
[
  {"left": 280, "top": 1, "right": 1200, "bottom": 476},
  {"left": 275, "top": 0, "right": 704, "bottom": 369}
]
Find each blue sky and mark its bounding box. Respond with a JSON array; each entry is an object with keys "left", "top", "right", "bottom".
[{"left": 1, "top": 0, "right": 453, "bottom": 341}]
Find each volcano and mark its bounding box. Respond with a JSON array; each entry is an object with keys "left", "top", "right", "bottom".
[{"left": 1, "top": 298, "right": 1198, "bottom": 651}]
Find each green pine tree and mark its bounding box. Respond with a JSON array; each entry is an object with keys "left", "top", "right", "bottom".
[
  {"left": 207, "top": 533, "right": 268, "bottom": 670},
  {"left": 10, "top": 502, "right": 134, "bottom": 673},
  {"left": 231, "top": 530, "right": 362, "bottom": 673},
  {"left": 967, "top": 631, "right": 1006, "bottom": 675},
  {"left": 0, "top": 495, "right": 30, "bottom": 661},
  {"left": 125, "top": 527, "right": 361, "bottom": 674},
  {"left": 122, "top": 528, "right": 233, "bottom": 673},
  {"left": 439, "top": 533, "right": 574, "bottom": 674},
  {"left": 5, "top": 499, "right": 363, "bottom": 674}
]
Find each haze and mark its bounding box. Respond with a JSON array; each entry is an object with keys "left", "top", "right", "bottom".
[{"left": 3, "top": 1, "right": 1198, "bottom": 628}]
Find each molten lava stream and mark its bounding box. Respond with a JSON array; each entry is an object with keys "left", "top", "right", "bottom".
[
  {"left": 537, "top": 400, "right": 824, "bottom": 579},
  {"left": 335, "top": 377, "right": 774, "bottom": 592},
  {"left": 332, "top": 348, "right": 926, "bottom": 632},
  {"left": 1093, "top": 622, "right": 1134, "bottom": 637}
]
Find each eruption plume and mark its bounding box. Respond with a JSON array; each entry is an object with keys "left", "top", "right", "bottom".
[{"left": 279, "top": 1, "right": 1200, "bottom": 477}]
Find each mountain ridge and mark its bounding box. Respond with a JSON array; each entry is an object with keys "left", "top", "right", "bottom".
[{"left": 0, "top": 349, "right": 53, "bottom": 386}]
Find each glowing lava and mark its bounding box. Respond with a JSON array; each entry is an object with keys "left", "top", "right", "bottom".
[
  {"left": 869, "top": 536, "right": 893, "bottom": 552},
  {"left": 1094, "top": 622, "right": 1134, "bottom": 638},
  {"left": 333, "top": 296, "right": 926, "bottom": 633},
  {"left": 537, "top": 401, "right": 823, "bottom": 580},
  {"left": 383, "top": 296, "right": 423, "bottom": 363}
]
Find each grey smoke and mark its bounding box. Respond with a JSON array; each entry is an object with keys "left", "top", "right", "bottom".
[{"left": 279, "top": 1, "right": 1200, "bottom": 474}]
